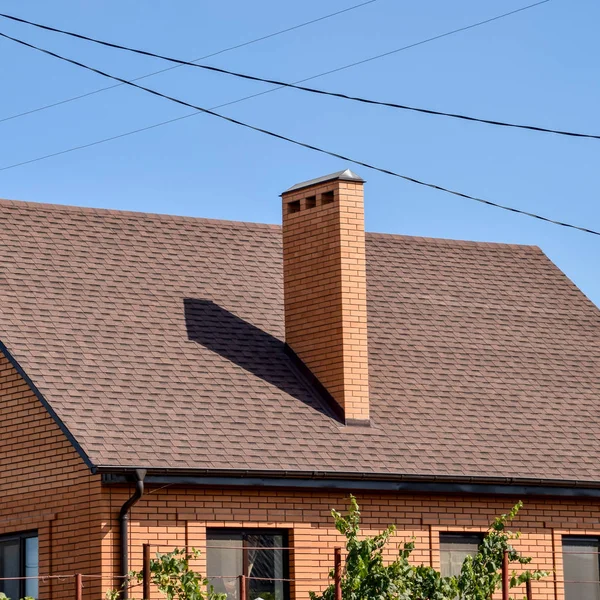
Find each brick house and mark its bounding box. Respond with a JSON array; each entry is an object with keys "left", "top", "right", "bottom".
[{"left": 1, "top": 170, "right": 599, "bottom": 600}]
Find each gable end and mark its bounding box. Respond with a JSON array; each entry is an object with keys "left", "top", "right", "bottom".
[{"left": 0, "top": 338, "right": 95, "bottom": 471}]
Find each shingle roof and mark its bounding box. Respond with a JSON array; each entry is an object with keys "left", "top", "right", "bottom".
[{"left": 1, "top": 198, "right": 600, "bottom": 482}]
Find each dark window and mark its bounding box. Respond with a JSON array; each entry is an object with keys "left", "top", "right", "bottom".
[
  {"left": 440, "top": 533, "right": 483, "bottom": 578},
  {"left": 563, "top": 537, "right": 600, "bottom": 600},
  {"left": 207, "top": 530, "right": 289, "bottom": 600},
  {"left": 0, "top": 531, "right": 38, "bottom": 599}
]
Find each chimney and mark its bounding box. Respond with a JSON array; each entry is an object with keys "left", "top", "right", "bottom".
[{"left": 281, "top": 169, "right": 369, "bottom": 426}]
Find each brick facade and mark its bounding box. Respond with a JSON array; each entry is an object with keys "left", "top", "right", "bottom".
[
  {"left": 100, "top": 485, "right": 599, "bottom": 600},
  {"left": 0, "top": 351, "right": 104, "bottom": 599},
  {"left": 282, "top": 176, "right": 370, "bottom": 424}
]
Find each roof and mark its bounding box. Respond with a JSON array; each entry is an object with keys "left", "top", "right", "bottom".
[
  {"left": 1, "top": 198, "right": 600, "bottom": 484},
  {"left": 283, "top": 169, "right": 364, "bottom": 193}
]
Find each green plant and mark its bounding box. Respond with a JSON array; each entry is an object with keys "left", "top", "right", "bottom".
[
  {"left": 309, "top": 496, "right": 457, "bottom": 600},
  {"left": 309, "top": 496, "right": 548, "bottom": 600},
  {"left": 0, "top": 594, "right": 34, "bottom": 600},
  {"left": 456, "top": 501, "right": 547, "bottom": 600},
  {"left": 107, "top": 547, "right": 226, "bottom": 600}
]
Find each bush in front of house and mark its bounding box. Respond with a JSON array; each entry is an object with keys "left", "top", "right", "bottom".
[
  {"left": 105, "top": 547, "right": 226, "bottom": 600},
  {"left": 309, "top": 496, "right": 547, "bottom": 600}
]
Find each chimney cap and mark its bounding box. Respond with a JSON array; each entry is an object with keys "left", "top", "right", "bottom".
[{"left": 282, "top": 169, "right": 364, "bottom": 194}]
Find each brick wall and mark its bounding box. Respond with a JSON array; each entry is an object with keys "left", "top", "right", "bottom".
[
  {"left": 100, "top": 485, "right": 600, "bottom": 600},
  {"left": 282, "top": 178, "right": 369, "bottom": 424},
  {"left": 0, "top": 351, "right": 104, "bottom": 599}
]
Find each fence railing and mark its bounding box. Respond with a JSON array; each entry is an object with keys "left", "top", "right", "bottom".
[{"left": 1, "top": 545, "right": 600, "bottom": 599}]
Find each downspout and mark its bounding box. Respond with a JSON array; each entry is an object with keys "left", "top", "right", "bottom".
[{"left": 119, "top": 469, "right": 146, "bottom": 599}]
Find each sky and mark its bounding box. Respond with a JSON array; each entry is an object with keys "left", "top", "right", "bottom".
[{"left": 0, "top": 0, "right": 598, "bottom": 305}]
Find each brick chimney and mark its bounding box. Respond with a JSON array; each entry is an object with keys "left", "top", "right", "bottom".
[{"left": 281, "top": 169, "right": 369, "bottom": 426}]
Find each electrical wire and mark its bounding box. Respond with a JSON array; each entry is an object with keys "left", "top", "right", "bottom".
[
  {"left": 2, "top": 29, "right": 598, "bottom": 238},
  {"left": 0, "top": 1, "right": 555, "bottom": 173},
  {"left": 0, "top": 0, "right": 379, "bottom": 125},
  {"left": 4, "top": 2, "right": 594, "bottom": 141}
]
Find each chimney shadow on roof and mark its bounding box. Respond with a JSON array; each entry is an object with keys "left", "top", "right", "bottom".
[{"left": 183, "top": 298, "right": 342, "bottom": 422}]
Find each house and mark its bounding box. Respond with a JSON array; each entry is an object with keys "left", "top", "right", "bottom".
[{"left": 0, "top": 170, "right": 599, "bottom": 600}]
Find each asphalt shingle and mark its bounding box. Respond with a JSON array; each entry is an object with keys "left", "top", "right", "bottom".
[{"left": 1, "top": 198, "right": 599, "bottom": 482}]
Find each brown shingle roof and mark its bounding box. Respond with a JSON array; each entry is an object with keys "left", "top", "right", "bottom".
[{"left": 1, "top": 198, "right": 600, "bottom": 482}]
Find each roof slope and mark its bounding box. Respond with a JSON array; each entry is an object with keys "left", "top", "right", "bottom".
[{"left": 1, "top": 198, "right": 600, "bottom": 482}]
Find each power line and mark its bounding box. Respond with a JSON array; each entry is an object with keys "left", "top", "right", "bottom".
[
  {"left": 0, "top": 1, "right": 556, "bottom": 173},
  {"left": 2, "top": 29, "right": 597, "bottom": 238},
  {"left": 0, "top": 0, "right": 378, "bottom": 125},
  {"left": 292, "top": 1, "right": 549, "bottom": 79},
  {"left": 4, "top": 2, "right": 594, "bottom": 142}
]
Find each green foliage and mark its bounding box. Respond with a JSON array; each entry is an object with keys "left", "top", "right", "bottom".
[
  {"left": 456, "top": 502, "right": 547, "bottom": 600},
  {"left": 309, "top": 496, "right": 457, "bottom": 600},
  {"left": 0, "top": 594, "right": 34, "bottom": 600},
  {"left": 140, "top": 547, "right": 225, "bottom": 600},
  {"left": 309, "top": 496, "right": 548, "bottom": 600},
  {"left": 107, "top": 547, "right": 226, "bottom": 600}
]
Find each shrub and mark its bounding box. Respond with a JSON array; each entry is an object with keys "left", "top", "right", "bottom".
[
  {"left": 107, "top": 548, "right": 225, "bottom": 600},
  {"left": 309, "top": 496, "right": 547, "bottom": 600}
]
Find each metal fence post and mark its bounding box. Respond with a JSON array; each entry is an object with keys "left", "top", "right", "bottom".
[
  {"left": 334, "top": 547, "right": 342, "bottom": 600},
  {"left": 239, "top": 574, "right": 247, "bottom": 600},
  {"left": 502, "top": 550, "right": 509, "bottom": 600},
  {"left": 143, "top": 543, "right": 151, "bottom": 599},
  {"left": 75, "top": 573, "right": 83, "bottom": 600}
]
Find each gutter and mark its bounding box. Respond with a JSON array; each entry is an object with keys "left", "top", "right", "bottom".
[
  {"left": 119, "top": 469, "right": 146, "bottom": 599},
  {"left": 99, "top": 467, "right": 600, "bottom": 498}
]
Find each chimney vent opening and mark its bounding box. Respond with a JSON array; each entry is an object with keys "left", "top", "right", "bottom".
[
  {"left": 288, "top": 200, "right": 301, "bottom": 214},
  {"left": 305, "top": 195, "right": 317, "bottom": 209},
  {"left": 321, "top": 190, "right": 334, "bottom": 205}
]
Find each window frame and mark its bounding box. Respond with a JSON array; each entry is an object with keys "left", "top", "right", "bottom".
[
  {"left": 562, "top": 535, "right": 600, "bottom": 600},
  {"left": 206, "top": 528, "right": 290, "bottom": 600},
  {"left": 0, "top": 530, "right": 38, "bottom": 599},
  {"left": 439, "top": 532, "right": 485, "bottom": 578}
]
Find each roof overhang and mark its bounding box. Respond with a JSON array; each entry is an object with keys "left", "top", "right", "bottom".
[{"left": 98, "top": 467, "right": 600, "bottom": 498}]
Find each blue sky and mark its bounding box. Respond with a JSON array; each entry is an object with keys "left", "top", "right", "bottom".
[{"left": 0, "top": 0, "right": 598, "bottom": 305}]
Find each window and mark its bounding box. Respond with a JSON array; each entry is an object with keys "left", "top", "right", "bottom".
[
  {"left": 563, "top": 537, "right": 600, "bottom": 600},
  {"left": 207, "top": 530, "right": 289, "bottom": 600},
  {"left": 0, "top": 531, "right": 38, "bottom": 600},
  {"left": 439, "top": 533, "right": 483, "bottom": 578}
]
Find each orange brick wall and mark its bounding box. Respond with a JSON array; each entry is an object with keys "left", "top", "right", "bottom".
[
  {"left": 0, "top": 351, "right": 104, "bottom": 599},
  {"left": 98, "top": 485, "right": 600, "bottom": 600},
  {"left": 282, "top": 179, "right": 369, "bottom": 423}
]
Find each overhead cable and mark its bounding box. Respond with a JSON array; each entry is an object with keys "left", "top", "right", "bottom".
[
  {"left": 0, "top": 0, "right": 379, "bottom": 125},
  {"left": 4, "top": 3, "right": 594, "bottom": 141},
  {"left": 2, "top": 29, "right": 597, "bottom": 237},
  {"left": 0, "top": 1, "right": 555, "bottom": 171}
]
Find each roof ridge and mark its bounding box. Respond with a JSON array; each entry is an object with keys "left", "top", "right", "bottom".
[
  {"left": 0, "top": 197, "right": 541, "bottom": 250},
  {"left": 0, "top": 197, "right": 282, "bottom": 231},
  {"left": 365, "top": 230, "right": 541, "bottom": 250}
]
